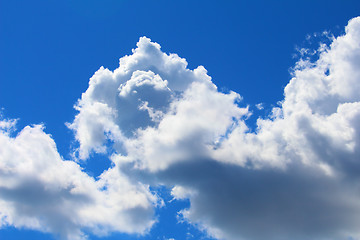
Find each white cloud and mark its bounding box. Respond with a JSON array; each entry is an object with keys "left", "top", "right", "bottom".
[
  {"left": 255, "top": 103, "right": 264, "bottom": 110},
  {"left": 2, "top": 16, "right": 360, "bottom": 240},
  {"left": 182, "top": 17, "right": 360, "bottom": 240},
  {"left": 67, "top": 37, "right": 212, "bottom": 160},
  {"left": 0, "top": 120, "right": 159, "bottom": 239},
  {"left": 170, "top": 185, "right": 195, "bottom": 201},
  {"left": 67, "top": 17, "right": 360, "bottom": 240}
]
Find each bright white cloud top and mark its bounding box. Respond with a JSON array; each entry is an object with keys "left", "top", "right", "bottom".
[{"left": 1, "top": 17, "right": 360, "bottom": 240}]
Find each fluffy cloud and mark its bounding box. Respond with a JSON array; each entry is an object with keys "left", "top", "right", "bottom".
[
  {"left": 67, "top": 37, "right": 212, "bottom": 160},
  {"left": 69, "top": 17, "right": 360, "bottom": 240},
  {"left": 0, "top": 119, "right": 159, "bottom": 239},
  {"left": 181, "top": 17, "right": 360, "bottom": 240},
  {"left": 178, "top": 17, "right": 360, "bottom": 240},
  {"left": 2, "top": 17, "right": 360, "bottom": 240}
]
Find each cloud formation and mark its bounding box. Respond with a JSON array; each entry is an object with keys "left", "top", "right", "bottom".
[
  {"left": 0, "top": 120, "right": 159, "bottom": 239},
  {"left": 1, "top": 17, "right": 360, "bottom": 240}
]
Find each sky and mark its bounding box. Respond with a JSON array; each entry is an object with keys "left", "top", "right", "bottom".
[{"left": 1, "top": 0, "right": 360, "bottom": 240}]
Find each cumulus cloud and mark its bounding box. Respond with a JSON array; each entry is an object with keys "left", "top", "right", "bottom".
[
  {"left": 2, "top": 16, "right": 360, "bottom": 240},
  {"left": 0, "top": 119, "right": 159, "bottom": 239},
  {"left": 67, "top": 37, "right": 212, "bottom": 160},
  {"left": 179, "top": 17, "right": 360, "bottom": 240},
  {"left": 68, "top": 17, "right": 360, "bottom": 240}
]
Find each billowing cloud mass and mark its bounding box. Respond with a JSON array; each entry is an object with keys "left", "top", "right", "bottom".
[
  {"left": 1, "top": 17, "right": 360, "bottom": 240},
  {"left": 0, "top": 120, "right": 159, "bottom": 239}
]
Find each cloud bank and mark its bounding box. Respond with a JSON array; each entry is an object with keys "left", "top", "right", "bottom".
[{"left": 1, "top": 17, "right": 360, "bottom": 240}]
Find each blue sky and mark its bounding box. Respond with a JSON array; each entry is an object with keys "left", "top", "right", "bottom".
[{"left": 1, "top": 1, "right": 360, "bottom": 240}]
